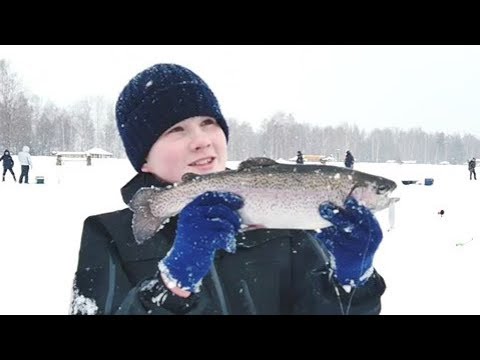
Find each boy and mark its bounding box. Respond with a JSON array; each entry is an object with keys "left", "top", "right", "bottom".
[{"left": 71, "top": 64, "right": 385, "bottom": 315}]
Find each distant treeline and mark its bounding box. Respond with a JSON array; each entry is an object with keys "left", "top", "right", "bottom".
[
  {"left": 228, "top": 113, "right": 480, "bottom": 164},
  {"left": 1, "top": 59, "right": 479, "bottom": 164}
]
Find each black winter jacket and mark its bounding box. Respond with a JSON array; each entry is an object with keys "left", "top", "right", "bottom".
[
  {"left": 71, "top": 173, "right": 386, "bottom": 315},
  {"left": 0, "top": 152, "right": 14, "bottom": 169},
  {"left": 469, "top": 160, "right": 476, "bottom": 171},
  {"left": 344, "top": 153, "right": 355, "bottom": 168}
]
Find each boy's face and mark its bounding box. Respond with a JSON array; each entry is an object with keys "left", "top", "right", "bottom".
[{"left": 141, "top": 116, "right": 228, "bottom": 183}]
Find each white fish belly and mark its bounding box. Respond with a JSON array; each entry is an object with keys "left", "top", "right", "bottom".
[{"left": 234, "top": 187, "right": 334, "bottom": 230}]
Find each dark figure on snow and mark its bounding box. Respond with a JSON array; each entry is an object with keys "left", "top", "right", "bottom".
[
  {"left": 17, "top": 146, "right": 33, "bottom": 184},
  {"left": 296, "top": 150, "right": 304, "bottom": 164},
  {"left": 0, "top": 149, "right": 16, "bottom": 182},
  {"left": 344, "top": 150, "right": 354, "bottom": 169},
  {"left": 468, "top": 157, "right": 476, "bottom": 180}
]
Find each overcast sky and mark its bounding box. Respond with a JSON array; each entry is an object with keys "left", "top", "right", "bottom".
[{"left": 2, "top": 45, "right": 480, "bottom": 136}]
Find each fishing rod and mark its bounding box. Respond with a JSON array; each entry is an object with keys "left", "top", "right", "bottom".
[{"left": 456, "top": 238, "right": 474, "bottom": 247}]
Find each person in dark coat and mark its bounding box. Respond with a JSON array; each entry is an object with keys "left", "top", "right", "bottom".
[
  {"left": 296, "top": 150, "right": 304, "bottom": 164},
  {"left": 70, "top": 64, "right": 386, "bottom": 315},
  {"left": 344, "top": 150, "right": 355, "bottom": 169},
  {"left": 468, "top": 157, "right": 476, "bottom": 180},
  {"left": 0, "top": 149, "right": 16, "bottom": 182}
]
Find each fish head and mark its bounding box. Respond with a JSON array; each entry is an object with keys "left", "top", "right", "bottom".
[{"left": 349, "top": 173, "right": 398, "bottom": 211}]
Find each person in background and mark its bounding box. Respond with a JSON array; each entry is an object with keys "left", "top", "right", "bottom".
[
  {"left": 70, "top": 63, "right": 386, "bottom": 315},
  {"left": 0, "top": 149, "right": 16, "bottom": 182},
  {"left": 468, "top": 157, "right": 476, "bottom": 180},
  {"left": 296, "top": 150, "right": 304, "bottom": 164},
  {"left": 17, "top": 146, "right": 33, "bottom": 184},
  {"left": 344, "top": 150, "right": 355, "bottom": 169}
]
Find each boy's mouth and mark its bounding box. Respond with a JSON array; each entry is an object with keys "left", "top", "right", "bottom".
[{"left": 189, "top": 157, "right": 215, "bottom": 166}]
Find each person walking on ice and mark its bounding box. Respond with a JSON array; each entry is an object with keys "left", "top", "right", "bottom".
[
  {"left": 344, "top": 150, "right": 355, "bottom": 169},
  {"left": 468, "top": 157, "right": 476, "bottom": 180},
  {"left": 0, "top": 149, "right": 16, "bottom": 182},
  {"left": 17, "top": 146, "right": 33, "bottom": 184},
  {"left": 296, "top": 150, "right": 304, "bottom": 164}
]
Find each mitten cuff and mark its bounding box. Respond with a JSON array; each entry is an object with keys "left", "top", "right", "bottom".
[
  {"left": 358, "top": 266, "right": 374, "bottom": 284},
  {"left": 139, "top": 277, "right": 199, "bottom": 314},
  {"left": 158, "top": 260, "right": 202, "bottom": 293},
  {"left": 326, "top": 249, "right": 375, "bottom": 287},
  {"left": 337, "top": 265, "right": 375, "bottom": 292}
]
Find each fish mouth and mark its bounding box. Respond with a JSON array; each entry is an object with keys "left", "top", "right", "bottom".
[
  {"left": 376, "top": 182, "right": 394, "bottom": 195},
  {"left": 350, "top": 178, "right": 396, "bottom": 196},
  {"left": 348, "top": 180, "right": 397, "bottom": 210}
]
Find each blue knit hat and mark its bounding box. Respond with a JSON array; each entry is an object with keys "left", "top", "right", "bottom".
[{"left": 116, "top": 64, "right": 229, "bottom": 172}]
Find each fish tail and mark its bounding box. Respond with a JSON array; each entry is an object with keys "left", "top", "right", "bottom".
[{"left": 129, "top": 188, "right": 167, "bottom": 244}]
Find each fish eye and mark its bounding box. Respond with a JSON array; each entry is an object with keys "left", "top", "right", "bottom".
[{"left": 377, "top": 184, "right": 388, "bottom": 194}]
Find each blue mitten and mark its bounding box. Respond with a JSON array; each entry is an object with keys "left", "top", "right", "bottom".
[
  {"left": 159, "top": 191, "right": 243, "bottom": 293},
  {"left": 316, "top": 197, "right": 383, "bottom": 287}
]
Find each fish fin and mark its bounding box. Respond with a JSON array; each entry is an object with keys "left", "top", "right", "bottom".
[
  {"left": 238, "top": 157, "right": 278, "bottom": 171},
  {"left": 129, "top": 187, "right": 160, "bottom": 210},
  {"left": 129, "top": 187, "right": 166, "bottom": 244},
  {"left": 132, "top": 210, "right": 167, "bottom": 244},
  {"left": 181, "top": 172, "right": 201, "bottom": 182}
]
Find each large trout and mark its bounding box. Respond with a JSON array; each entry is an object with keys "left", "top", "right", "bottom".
[{"left": 130, "top": 157, "right": 398, "bottom": 244}]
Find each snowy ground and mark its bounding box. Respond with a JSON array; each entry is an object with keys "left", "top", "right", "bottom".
[{"left": 0, "top": 157, "right": 477, "bottom": 314}]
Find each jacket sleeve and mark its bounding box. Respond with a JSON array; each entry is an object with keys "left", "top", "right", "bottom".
[
  {"left": 70, "top": 215, "right": 207, "bottom": 315},
  {"left": 292, "top": 231, "right": 386, "bottom": 315}
]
